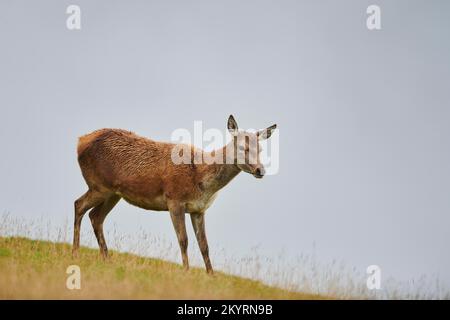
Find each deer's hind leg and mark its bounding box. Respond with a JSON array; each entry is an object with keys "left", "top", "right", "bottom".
[
  {"left": 73, "top": 189, "right": 106, "bottom": 258},
  {"left": 89, "top": 194, "right": 121, "bottom": 259}
]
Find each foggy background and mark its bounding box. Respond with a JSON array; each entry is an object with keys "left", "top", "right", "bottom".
[{"left": 1, "top": 0, "right": 449, "bottom": 294}]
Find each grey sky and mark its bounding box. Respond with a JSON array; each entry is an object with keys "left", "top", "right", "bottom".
[{"left": 1, "top": 0, "right": 449, "bottom": 292}]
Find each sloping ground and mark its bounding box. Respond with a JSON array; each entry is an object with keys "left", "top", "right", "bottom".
[{"left": 0, "top": 237, "right": 325, "bottom": 299}]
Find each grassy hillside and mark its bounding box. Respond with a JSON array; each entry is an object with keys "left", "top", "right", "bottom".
[{"left": 0, "top": 237, "right": 325, "bottom": 299}]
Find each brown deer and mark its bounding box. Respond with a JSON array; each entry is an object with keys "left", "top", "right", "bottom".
[{"left": 73, "top": 115, "right": 277, "bottom": 274}]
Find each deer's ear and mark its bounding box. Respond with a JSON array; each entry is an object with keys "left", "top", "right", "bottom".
[
  {"left": 258, "top": 124, "right": 277, "bottom": 140},
  {"left": 227, "top": 115, "right": 238, "bottom": 135}
]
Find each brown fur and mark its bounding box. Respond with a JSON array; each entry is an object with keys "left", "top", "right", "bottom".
[
  {"left": 72, "top": 116, "right": 276, "bottom": 274},
  {"left": 77, "top": 129, "right": 238, "bottom": 211}
]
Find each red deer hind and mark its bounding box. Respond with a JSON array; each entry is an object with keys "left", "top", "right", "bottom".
[{"left": 73, "top": 115, "right": 277, "bottom": 274}]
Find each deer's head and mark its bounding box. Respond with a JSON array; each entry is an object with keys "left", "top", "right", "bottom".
[{"left": 227, "top": 115, "right": 277, "bottom": 179}]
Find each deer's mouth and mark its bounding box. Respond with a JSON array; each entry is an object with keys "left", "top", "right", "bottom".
[
  {"left": 253, "top": 172, "right": 264, "bottom": 179},
  {"left": 252, "top": 167, "right": 265, "bottom": 179}
]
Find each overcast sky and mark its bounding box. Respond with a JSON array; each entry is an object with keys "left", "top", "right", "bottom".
[{"left": 1, "top": 0, "right": 449, "bottom": 294}]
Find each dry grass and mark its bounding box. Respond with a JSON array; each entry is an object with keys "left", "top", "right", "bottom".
[
  {"left": 0, "top": 236, "right": 325, "bottom": 299},
  {"left": 1, "top": 214, "right": 448, "bottom": 299}
]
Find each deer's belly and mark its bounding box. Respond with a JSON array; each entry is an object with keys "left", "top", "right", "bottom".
[
  {"left": 121, "top": 194, "right": 168, "bottom": 211},
  {"left": 186, "top": 192, "right": 218, "bottom": 213},
  {"left": 117, "top": 191, "right": 217, "bottom": 213}
]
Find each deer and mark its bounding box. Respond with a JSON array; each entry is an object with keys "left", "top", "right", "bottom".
[{"left": 73, "top": 115, "right": 277, "bottom": 274}]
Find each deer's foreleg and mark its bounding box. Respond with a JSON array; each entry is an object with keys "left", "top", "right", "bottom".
[
  {"left": 191, "top": 212, "right": 213, "bottom": 274},
  {"left": 169, "top": 201, "right": 189, "bottom": 271}
]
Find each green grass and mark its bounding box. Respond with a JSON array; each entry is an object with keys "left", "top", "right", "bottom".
[{"left": 0, "top": 237, "right": 326, "bottom": 299}]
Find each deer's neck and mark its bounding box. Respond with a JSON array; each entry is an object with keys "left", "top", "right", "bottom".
[{"left": 202, "top": 143, "right": 240, "bottom": 193}]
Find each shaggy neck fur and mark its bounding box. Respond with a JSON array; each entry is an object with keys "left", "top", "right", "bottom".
[{"left": 202, "top": 142, "right": 241, "bottom": 193}]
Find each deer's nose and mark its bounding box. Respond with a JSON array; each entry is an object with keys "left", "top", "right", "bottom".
[{"left": 254, "top": 167, "right": 265, "bottom": 178}]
